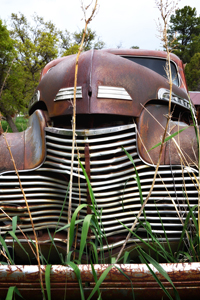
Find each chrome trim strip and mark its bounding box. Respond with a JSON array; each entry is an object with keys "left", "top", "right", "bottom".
[
  {"left": 97, "top": 86, "right": 132, "bottom": 100},
  {"left": 54, "top": 86, "right": 82, "bottom": 101},
  {"left": 158, "top": 88, "right": 195, "bottom": 113}
]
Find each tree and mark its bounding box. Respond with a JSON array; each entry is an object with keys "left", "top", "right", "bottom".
[
  {"left": 0, "top": 13, "right": 105, "bottom": 132},
  {"left": 185, "top": 53, "right": 200, "bottom": 91},
  {"left": 130, "top": 46, "right": 140, "bottom": 49},
  {"left": 0, "top": 19, "right": 20, "bottom": 132},
  {"left": 10, "top": 13, "right": 60, "bottom": 102},
  {"left": 60, "top": 27, "right": 105, "bottom": 56},
  {"left": 168, "top": 6, "right": 200, "bottom": 63}
]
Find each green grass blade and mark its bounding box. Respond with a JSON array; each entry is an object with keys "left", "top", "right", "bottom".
[
  {"left": 155, "top": 205, "right": 174, "bottom": 259},
  {"left": 115, "top": 265, "right": 135, "bottom": 300},
  {"left": 5, "top": 286, "right": 23, "bottom": 300},
  {"left": 56, "top": 219, "right": 83, "bottom": 233},
  {"left": 47, "top": 182, "right": 70, "bottom": 262},
  {"left": 91, "top": 262, "right": 102, "bottom": 299},
  {"left": 117, "top": 219, "right": 173, "bottom": 262},
  {"left": 26, "top": 234, "right": 47, "bottom": 264},
  {"left": 123, "top": 251, "right": 130, "bottom": 264},
  {"left": 87, "top": 265, "right": 113, "bottom": 300},
  {"left": 79, "top": 160, "right": 98, "bottom": 215},
  {"left": 9, "top": 231, "right": 30, "bottom": 263},
  {"left": 122, "top": 146, "right": 146, "bottom": 219},
  {"left": 148, "top": 126, "right": 190, "bottom": 151},
  {"left": 46, "top": 228, "right": 65, "bottom": 264},
  {"left": 79, "top": 214, "right": 93, "bottom": 262},
  {"left": 89, "top": 241, "right": 98, "bottom": 264},
  {"left": 45, "top": 265, "right": 51, "bottom": 300},
  {"left": 140, "top": 249, "right": 180, "bottom": 300},
  {"left": 12, "top": 216, "right": 17, "bottom": 234},
  {"left": 69, "top": 204, "right": 88, "bottom": 250},
  {"left": 139, "top": 253, "right": 174, "bottom": 300},
  {"left": 0, "top": 235, "right": 14, "bottom": 264},
  {"left": 68, "top": 262, "right": 85, "bottom": 300}
]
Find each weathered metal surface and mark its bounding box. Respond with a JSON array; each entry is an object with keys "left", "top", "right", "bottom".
[
  {"left": 30, "top": 49, "right": 189, "bottom": 119},
  {"left": 0, "top": 263, "right": 200, "bottom": 299},
  {"left": 103, "top": 48, "right": 188, "bottom": 92},
  {"left": 0, "top": 110, "right": 46, "bottom": 174},
  {"left": 137, "top": 103, "right": 198, "bottom": 165}
]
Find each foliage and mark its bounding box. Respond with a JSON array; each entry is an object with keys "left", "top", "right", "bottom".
[
  {"left": 10, "top": 13, "right": 60, "bottom": 103},
  {"left": 0, "top": 13, "right": 105, "bottom": 132},
  {"left": 130, "top": 46, "right": 140, "bottom": 49},
  {"left": 0, "top": 19, "right": 19, "bottom": 131},
  {"left": 185, "top": 52, "right": 200, "bottom": 91},
  {"left": 0, "top": 19, "right": 15, "bottom": 87},
  {"left": 60, "top": 27, "right": 105, "bottom": 56},
  {"left": 168, "top": 5, "right": 200, "bottom": 63}
]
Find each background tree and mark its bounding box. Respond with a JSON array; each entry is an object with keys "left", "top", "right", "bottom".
[
  {"left": 60, "top": 27, "right": 105, "bottom": 56},
  {"left": 185, "top": 53, "right": 200, "bottom": 90},
  {"left": 0, "top": 13, "right": 105, "bottom": 131},
  {"left": 168, "top": 6, "right": 200, "bottom": 91},
  {"left": 168, "top": 5, "right": 200, "bottom": 63},
  {"left": 0, "top": 19, "right": 20, "bottom": 132},
  {"left": 10, "top": 13, "right": 60, "bottom": 103}
]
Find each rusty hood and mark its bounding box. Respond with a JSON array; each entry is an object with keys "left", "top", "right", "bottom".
[{"left": 29, "top": 50, "right": 188, "bottom": 118}]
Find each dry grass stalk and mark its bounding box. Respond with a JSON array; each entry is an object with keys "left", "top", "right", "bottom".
[
  {"left": 3, "top": 133, "right": 45, "bottom": 296},
  {"left": 116, "top": 0, "right": 179, "bottom": 263},
  {"left": 67, "top": 0, "right": 98, "bottom": 254}
]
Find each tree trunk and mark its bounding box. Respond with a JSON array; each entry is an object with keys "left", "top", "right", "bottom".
[
  {"left": 0, "top": 103, "right": 19, "bottom": 132},
  {"left": 6, "top": 114, "right": 18, "bottom": 132}
]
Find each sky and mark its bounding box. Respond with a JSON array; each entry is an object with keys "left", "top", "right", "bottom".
[{"left": 1, "top": 0, "right": 200, "bottom": 51}]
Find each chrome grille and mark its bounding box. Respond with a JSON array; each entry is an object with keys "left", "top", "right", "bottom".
[{"left": 0, "top": 123, "right": 198, "bottom": 249}]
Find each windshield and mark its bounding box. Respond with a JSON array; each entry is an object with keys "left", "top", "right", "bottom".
[{"left": 123, "top": 56, "right": 179, "bottom": 86}]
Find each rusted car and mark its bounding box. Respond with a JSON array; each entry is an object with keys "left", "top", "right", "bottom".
[{"left": 0, "top": 49, "right": 198, "bottom": 266}]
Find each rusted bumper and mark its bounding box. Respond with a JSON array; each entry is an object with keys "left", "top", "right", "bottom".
[{"left": 0, "top": 263, "right": 200, "bottom": 299}]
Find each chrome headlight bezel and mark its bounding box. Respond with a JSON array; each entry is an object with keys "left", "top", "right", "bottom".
[{"left": 158, "top": 88, "right": 196, "bottom": 114}]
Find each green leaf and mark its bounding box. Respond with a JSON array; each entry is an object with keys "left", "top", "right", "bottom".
[
  {"left": 87, "top": 265, "right": 113, "bottom": 300},
  {"left": 89, "top": 241, "right": 98, "bottom": 264},
  {"left": 12, "top": 216, "right": 18, "bottom": 234},
  {"left": 140, "top": 249, "right": 180, "bottom": 300},
  {"left": 91, "top": 262, "right": 102, "bottom": 299},
  {"left": 56, "top": 219, "right": 83, "bottom": 233},
  {"left": 139, "top": 253, "right": 174, "bottom": 300},
  {"left": 148, "top": 126, "right": 190, "bottom": 151},
  {"left": 69, "top": 204, "right": 88, "bottom": 250},
  {"left": 123, "top": 251, "right": 130, "bottom": 264},
  {"left": 79, "top": 214, "right": 93, "bottom": 261},
  {"left": 115, "top": 265, "right": 135, "bottom": 300},
  {"left": 5, "top": 286, "right": 23, "bottom": 300},
  {"left": 9, "top": 231, "right": 30, "bottom": 263},
  {"left": 0, "top": 235, "right": 14, "bottom": 264},
  {"left": 45, "top": 265, "right": 51, "bottom": 300},
  {"left": 67, "top": 262, "right": 85, "bottom": 300}
]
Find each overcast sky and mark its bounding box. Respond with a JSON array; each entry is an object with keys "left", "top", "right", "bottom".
[{"left": 1, "top": 0, "right": 200, "bottom": 50}]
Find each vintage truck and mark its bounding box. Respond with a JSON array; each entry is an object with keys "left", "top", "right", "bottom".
[
  {"left": 0, "top": 48, "right": 199, "bottom": 265},
  {"left": 1, "top": 49, "right": 200, "bottom": 299}
]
